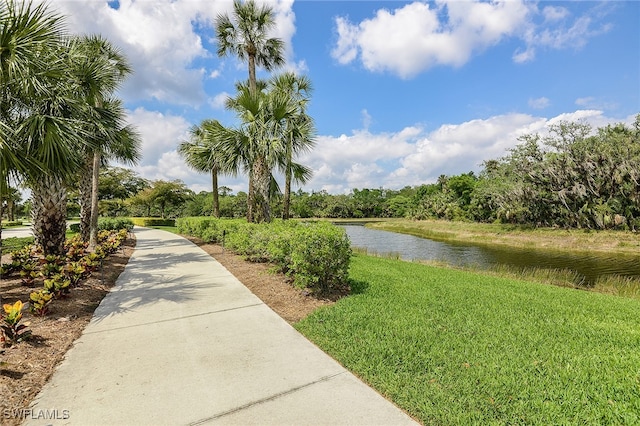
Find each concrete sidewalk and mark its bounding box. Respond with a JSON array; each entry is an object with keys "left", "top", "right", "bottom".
[{"left": 25, "top": 227, "right": 418, "bottom": 425}]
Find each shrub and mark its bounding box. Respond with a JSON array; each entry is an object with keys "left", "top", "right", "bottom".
[
  {"left": 130, "top": 217, "right": 175, "bottom": 227},
  {"left": 29, "top": 290, "right": 53, "bottom": 316},
  {"left": 289, "top": 222, "right": 352, "bottom": 293},
  {"left": 1, "top": 301, "right": 31, "bottom": 345},
  {"left": 98, "top": 217, "right": 134, "bottom": 231},
  {"left": 177, "top": 218, "right": 352, "bottom": 293}
]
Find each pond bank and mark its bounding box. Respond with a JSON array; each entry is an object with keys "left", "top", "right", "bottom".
[{"left": 368, "top": 219, "right": 640, "bottom": 255}]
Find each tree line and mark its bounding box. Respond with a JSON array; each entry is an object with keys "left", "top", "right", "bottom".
[{"left": 7, "top": 116, "right": 639, "bottom": 231}]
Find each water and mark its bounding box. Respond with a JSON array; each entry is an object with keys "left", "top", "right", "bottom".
[{"left": 341, "top": 224, "right": 640, "bottom": 284}]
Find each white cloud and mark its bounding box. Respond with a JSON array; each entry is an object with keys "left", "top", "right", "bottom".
[
  {"left": 209, "top": 92, "right": 231, "bottom": 110},
  {"left": 333, "top": 0, "right": 612, "bottom": 75},
  {"left": 529, "top": 97, "right": 550, "bottom": 109},
  {"left": 332, "top": 0, "right": 531, "bottom": 78},
  {"left": 542, "top": 6, "right": 569, "bottom": 22},
  {"left": 43, "top": 0, "right": 299, "bottom": 104},
  {"left": 126, "top": 107, "right": 191, "bottom": 178},
  {"left": 299, "top": 110, "right": 628, "bottom": 194}
]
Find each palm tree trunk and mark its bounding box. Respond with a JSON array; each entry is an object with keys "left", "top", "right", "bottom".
[
  {"left": 88, "top": 151, "right": 100, "bottom": 251},
  {"left": 31, "top": 174, "right": 67, "bottom": 256},
  {"left": 253, "top": 155, "right": 271, "bottom": 223},
  {"left": 247, "top": 171, "right": 255, "bottom": 223},
  {"left": 282, "top": 146, "right": 292, "bottom": 220},
  {"left": 78, "top": 156, "right": 93, "bottom": 242},
  {"left": 211, "top": 167, "right": 220, "bottom": 218}
]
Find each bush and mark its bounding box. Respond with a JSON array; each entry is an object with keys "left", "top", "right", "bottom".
[
  {"left": 130, "top": 217, "right": 175, "bottom": 227},
  {"left": 289, "top": 222, "right": 352, "bottom": 293},
  {"left": 98, "top": 218, "right": 134, "bottom": 231},
  {"left": 177, "top": 218, "right": 352, "bottom": 293}
]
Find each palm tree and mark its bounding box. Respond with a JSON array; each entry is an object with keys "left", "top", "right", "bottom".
[
  {"left": 68, "top": 34, "right": 136, "bottom": 251},
  {"left": 178, "top": 119, "right": 232, "bottom": 217},
  {"left": 0, "top": 0, "right": 65, "bottom": 252},
  {"left": 269, "top": 73, "right": 316, "bottom": 219},
  {"left": 216, "top": 0, "right": 284, "bottom": 221},
  {"left": 0, "top": 1, "right": 89, "bottom": 256},
  {"left": 225, "top": 83, "right": 299, "bottom": 222}
]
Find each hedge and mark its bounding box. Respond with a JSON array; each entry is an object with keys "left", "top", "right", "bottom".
[
  {"left": 68, "top": 218, "right": 135, "bottom": 233},
  {"left": 176, "top": 217, "right": 352, "bottom": 294},
  {"left": 129, "top": 217, "right": 175, "bottom": 227}
]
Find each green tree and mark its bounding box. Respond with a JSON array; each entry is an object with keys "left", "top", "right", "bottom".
[
  {"left": 269, "top": 72, "right": 316, "bottom": 219},
  {"left": 0, "top": 1, "right": 90, "bottom": 255},
  {"left": 148, "top": 180, "right": 193, "bottom": 219},
  {"left": 215, "top": 0, "right": 284, "bottom": 221},
  {"left": 178, "top": 119, "right": 232, "bottom": 218},
  {"left": 68, "top": 34, "right": 138, "bottom": 250}
]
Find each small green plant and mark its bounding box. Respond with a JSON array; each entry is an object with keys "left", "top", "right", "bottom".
[
  {"left": 43, "top": 274, "right": 71, "bottom": 299},
  {"left": 1, "top": 301, "right": 31, "bottom": 345},
  {"left": 29, "top": 290, "right": 53, "bottom": 316},
  {"left": 19, "top": 262, "right": 40, "bottom": 287},
  {"left": 39, "top": 254, "right": 63, "bottom": 278},
  {"left": 80, "top": 252, "right": 101, "bottom": 273},
  {"left": 62, "top": 262, "right": 87, "bottom": 286},
  {"left": 64, "top": 237, "right": 88, "bottom": 261}
]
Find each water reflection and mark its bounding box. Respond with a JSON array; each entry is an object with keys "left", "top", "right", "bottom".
[{"left": 341, "top": 224, "right": 640, "bottom": 284}]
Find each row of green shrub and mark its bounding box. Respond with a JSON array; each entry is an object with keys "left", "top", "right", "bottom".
[
  {"left": 68, "top": 218, "right": 135, "bottom": 233},
  {"left": 176, "top": 217, "right": 352, "bottom": 294},
  {"left": 1, "top": 220, "right": 23, "bottom": 228},
  {"left": 130, "top": 217, "right": 175, "bottom": 227}
]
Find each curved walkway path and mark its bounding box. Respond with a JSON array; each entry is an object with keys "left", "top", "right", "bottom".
[{"left": 26, "top": 227, "right": 417, "bottom": 425}]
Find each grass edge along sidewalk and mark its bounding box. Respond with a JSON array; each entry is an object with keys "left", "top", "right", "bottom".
[{"left": 295, "top": 253, "right": 640, "bottom": 425}]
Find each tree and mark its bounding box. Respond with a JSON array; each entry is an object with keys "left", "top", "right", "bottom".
[
  {"left": 148, "top": 180, "right": 193, "bottom": 219},
  {"left": 178, "top": 119, "right": 232, "bottom": 218},
  {"left": 215, "top": 0, "right": 284, "bottom": 221},
  {"left": 225, "top": 83, "right": 300, "bottom": 222},
  {"left": 0, "top": 1, "right": 92, "bottom": 255},
  {"left": 269, "top": 72, "right": 316, "bottom": 219},
  {"left": 68, "top": 34, "right": 138, "bottom": 250}
]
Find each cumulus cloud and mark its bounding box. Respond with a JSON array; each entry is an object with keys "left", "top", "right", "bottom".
[
  {"left": 126, "top": 107, "right": 191, "bottom": 179},
  {"left": 529, "top": 97, "right": 550, "bottom": 109},
  {"left": 209, "top": 92, "right": 231, "bottom": 110},
  {"left": 299, "top": 110, "right": 627, "bottom": 194},
  {"left": 43, "top": 0, "right": 299, "bottom": 104},
  {"left": 333, "top": 0, "right": 612, "bottom": 76}
]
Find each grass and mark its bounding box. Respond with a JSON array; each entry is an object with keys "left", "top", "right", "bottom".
[
  {"left": 295, "top": 254, "right": 640, "bottom": 425},
  {"left": 369, "top": 219, "right": 640, "bottom": 255}
]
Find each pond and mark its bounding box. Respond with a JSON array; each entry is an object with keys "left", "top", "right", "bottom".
[{"left": 341, "top": 224, "right": 640, "bottom": 285}]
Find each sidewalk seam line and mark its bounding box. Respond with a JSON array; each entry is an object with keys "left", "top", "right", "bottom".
[
  {"left": 83, "top": 302, "right": 265, "bottom": 335},
  {"left": 187, "top": 371, "right": 348, "bottom": 425}
]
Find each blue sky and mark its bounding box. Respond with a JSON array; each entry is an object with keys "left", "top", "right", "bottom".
[{"left": 46, "top": 0, "right": 639, "bottom": 195}]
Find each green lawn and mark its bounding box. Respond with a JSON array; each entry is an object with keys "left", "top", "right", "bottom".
[{"left": 295, "top": 254, "right": 640, "bottom": 425}]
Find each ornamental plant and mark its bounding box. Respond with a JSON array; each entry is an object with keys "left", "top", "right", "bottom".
[
  {"left": 62, "top": 262, "right": 87, "bottom": 286},
  {"left": 43, "top": 274, "right": 71, "bottom": 299},
  {"left": 29, "top": 290, "right": 53, "bottom": 316},
  {"left": 19, "top": 262, "right": 40, "bottom": 287},
  {"left": 40, "top": 254, "right": 63, "bottom": 278},
  {"left": 1, "top": 301, "right": 31, "bottom": 345}
]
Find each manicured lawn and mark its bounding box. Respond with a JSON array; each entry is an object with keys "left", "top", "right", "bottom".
[{"left": 295, "top": 254, "right": 640, "bottom": 424}]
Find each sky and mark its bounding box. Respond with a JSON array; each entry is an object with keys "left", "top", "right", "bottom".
[{"left": 42, "top": 0, "right": 639, "bottom": 195}]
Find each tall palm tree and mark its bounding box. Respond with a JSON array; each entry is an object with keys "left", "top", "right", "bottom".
[
  {"left": 0, "top": 0, "right": 64, "bottom": 252},
  {"left": 68, "top": 34, "right": 135, "bottom": 251},
  {"left": 178, "top": 119, "right": 233, "bottom": 217},
  {"left": 216, "top": 0, "right": 284, "bottom": 221},
  {"left": 269, "top": 73, "right": 316, "bottom": 219},
  {"left": 225, "top": 83, "right": 298, "bottom": 222},
  {"left": 0, "top": 0, "right": 89, "bottom": 256}
]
